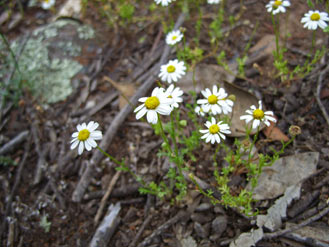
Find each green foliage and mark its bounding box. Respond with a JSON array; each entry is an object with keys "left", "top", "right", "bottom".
[
  {"left": 39, "top": 215, "right": 51, "bottom": 233},
  {"left": 119, "top": 3, "right": 135, "bottom": 21},
  {"left": 0, "top": 156, "right": 17, "bottom": 167}
]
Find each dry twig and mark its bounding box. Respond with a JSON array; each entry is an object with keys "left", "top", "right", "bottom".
[
  {"left": 315, "top": 64, "right": 329, "bottom": 127},
  {"left": 94, "top": 170, "right": 122, "bottom": 225}
]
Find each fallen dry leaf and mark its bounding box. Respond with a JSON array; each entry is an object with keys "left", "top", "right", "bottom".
[
  {"left": 262, "top": 118, "right": 289, "bottom": 142},
  {"left": 179, "top": 64, "right": 268, "bottom": 136},
  {"left": 104, "top": 76, "right": 136, "bottom": 110}
]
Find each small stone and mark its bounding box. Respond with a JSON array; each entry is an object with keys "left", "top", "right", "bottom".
[
  {"left": 194, "top": 222, "right": 209, "bottom": 238},
  {"left": 195, "top": 203, "right": 212, "bottom": 212},
  {"left": 213, "top": 206, "right": 225, "bottom": 214},
  {"left": 191, "top": 213, "right": 213, "bottom": 224},
  {"left": 211, "top": 216, "right": 227, "bottom": 237},
  {"left": 274, "top": 99, "right": 284, "bottom": 111}
]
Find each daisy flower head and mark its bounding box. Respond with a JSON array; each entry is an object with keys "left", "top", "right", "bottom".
[
  {"left": 166, "top": 30, "right": 183, "bottom": 46},
  {"left": 301, "top": 10, "right": 329, "bottom": 30},
  {"left": 134, "top": 87, "right": 173, "bottom": 124},
  {"left": 200, "top": 117, "right": 231, "bottom": 144},
  {"left": 159, "top": 59, "right": 186, "bottom": 84},
  {"left": 154, "top": 0, "right": 174, "bottom": 6},
  {"left": 41, "top": 0, "right": 55, "bottom": 9},
  {"left": 266, "top": 0, "right": 290, "bottom": 15},
  {"left": 207, "top": 0, "right": 221, "bottom": 4},
  {"left": 71, "top": 121, "right": 102, "bottom": 155},
  {"left": 197, "top": 85, "right": 234, "bottom": 115},
  {"left": 240, "top": 100, "right": 276, "bottom": 129},
  {"left": 195, "top": 106, "right": 205, "bottom": 117},
  {"left": 164, "top": 84, "right": 183, "bottom": 109}
]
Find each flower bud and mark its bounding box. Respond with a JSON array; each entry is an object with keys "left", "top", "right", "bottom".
[
  {"left": 289, "top": 125, "right": 301, "bottom": 136},
  {"left": 227, "top": 94, "right": 236, "bottom": 102},
  {"left": 179, "top": 120, "right": 187, "bottom": 127}
]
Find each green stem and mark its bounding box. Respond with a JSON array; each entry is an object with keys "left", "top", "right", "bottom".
[
  {"left": 247, "top": 125, "right": 260, "bottom": 165},
  {"left": 0, "top": 32, "right": 21, "bottom": 75},
  {"left": 170, "top": 111, "right": 179, "bottom": 157},
  {"left": 271, "top": 13, "right": 280, "bottom": 60},
  {"left": 311, "top": 30, "right": 316, "bottom": 56},
  {"left": 97, "top": 146, "right": 123, "bottom": 166},
  {"left": 157, "top": 114, "right": 173, "bottom": 155}
]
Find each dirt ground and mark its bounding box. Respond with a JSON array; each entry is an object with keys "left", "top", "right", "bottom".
[{"left": 1, "top": 0, "right": 329, "bottom": 246}]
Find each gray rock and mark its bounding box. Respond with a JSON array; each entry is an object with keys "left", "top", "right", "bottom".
[
  {"left": 211, "top": 215, "right": 227, "bottom": 237},
  {"left": 194, "top": 222, "right": 210, "bottom": 239},
  {"left": 191, "top": 213, "right": 213, "bottom": 224},
  {"left": 1, "top": 19, "right": 96, "bottom": 105},
  {"left": 195, "top": 203, "right": 212, "bottom": 212}
]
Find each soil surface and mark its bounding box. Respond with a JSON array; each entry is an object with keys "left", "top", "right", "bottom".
[{"left": 1, "top": 0, "right": 329, "bottom": 246}]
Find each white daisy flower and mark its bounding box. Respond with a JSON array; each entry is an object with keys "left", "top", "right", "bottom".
[
  {"left": 71, "top": 121, "right": 103, "bottom": 155},
  {"left": 207, "top": 0, "right": 221, "bottom": 4},
  {"left": 159, "top": 59, "right": 186, "bottom": 84},
  {"left": 200, "top": 117, "right": 231, "bottom": 144},
  {"left": 164, "top": 84, "right": 183, "bottom": 109},
  {"left": 41, "top": 0, "right": 55, "bottom": 9},
  {"left": 301, "top": 10, "right": 329, "bottom": 30},
  {"left": 134, "top": 87, "right": 173, "bottom": 124},
  {"left": 266, "top": 0, "right": 290, "bottom": 15},
  {"left": 195, "top": 106, "right": 205, "bottom": 117},
  {"left": 240, "top": 100, "right": 277, "bottom": 129},
  {"left": 154, "top": 0, "right": 174, "bottom": 6},
  {"left": 196, "top": 85, "right": 234, "bottom": 115},
  {"left": 166, "top": 30, "right": 183, "bottom": 45}
]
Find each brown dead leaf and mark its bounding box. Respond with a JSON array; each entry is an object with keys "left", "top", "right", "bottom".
[
  {"left": 104, "top": 76, "right": 136, "bottom": 110},
  {"left": 262, "top": 117, "right": 289, "bottom": 142},
  {"left": 179, "top": 64, "right": 263, "bottom": 136}
]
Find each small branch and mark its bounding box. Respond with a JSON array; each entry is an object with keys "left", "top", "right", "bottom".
[
  {"left": 89, "top": 203, "right": 121, "bottom": 247},
  {"left": 315, "top": 64, "right": 329, "bottom": 127},
  {"left": 136, "top": 210, "right": 189, "bottom": 247},
  {"left": 128, "top": 214, "right": 153, "bottom": 247},
  {"left": 263, "top": 205, "right": 329, "bottom": 239},
  {"left": 0, "top": 130, "right": 29, "bottom": 155},
  {"left": 94, "top": 170, "right": 121, "bottom": 225},
  {"left": 0, "top": 138, "right": 31, "bottom": 240}
]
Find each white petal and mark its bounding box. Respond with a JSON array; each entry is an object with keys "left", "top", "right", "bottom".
[
  {"left": 72, "top": 132, "right": 78, "bottom": 138},
  {"left": 90, "top": 131, "right": 102, "bottom": 140},
  {"left": 147, "top": 110, "right": 158, "bottom": 124},
  {"left": 136, "top": 107, "right": 147, "bottom": 120},
  {"left": 71, "top": 140, "right": 79, "bottom": 150},
  {"left": 78, "top": 142, "right": 84, "bottom": 155},
  {"left": 87, "top": 138, "right": 97, "bottom": 148},
  {"left": 252, "top": 119, "right": 260, "bottom": 129}
]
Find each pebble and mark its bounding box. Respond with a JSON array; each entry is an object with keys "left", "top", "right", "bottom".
[
  {"left": 211, "top": 215, "right": 228, "bottom": 237},
  {"left": 195, "top": 203, "right": 212, "bottom": 212},
  {"left": 194, "top": 222, "right": 210, "bottom": 238},
  {"left": 191, "top": 213, "right": 213, "bottom": 224}
]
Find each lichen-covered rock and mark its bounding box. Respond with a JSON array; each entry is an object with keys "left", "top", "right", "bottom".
[{"left": 0, "top": 19, "right": 96, "bottom": 104}]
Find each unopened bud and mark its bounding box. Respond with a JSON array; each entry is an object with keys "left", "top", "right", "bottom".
[
  {"left": 289, "top": 125, "right": 301, "bottom": 136},
  {"left": 179, "top": 120, "right": 187, "bottom": 127},
  {"left": 227, "top": 94, "right": 236, "bottom": 102}
]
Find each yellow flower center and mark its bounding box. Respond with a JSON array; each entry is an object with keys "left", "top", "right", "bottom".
[
  {"left": 209, "top": 124, "right": 220, "bottom": 134},
  {"left": 145, "top": 96, "right": 160, "bottom": 110},
  {"left": 167, "top": 95, "right": 173, "bottom": 98},
  {"left": 310, "top": 13, "right": 320, "bottom": 21},
  {"left": 172, "top": 36, "right": 177, "bottom": 40},
  {"left": 43, "top": 0, "right": 50, "bottom": 2},
  {"left": 272, "top": 0, "right": 282, "bottom": 8},
  {"left": 208, "top": 94, "right": 218, "bottom": 104},
  {"left": 78, "top": 129, "right": 90, "bottom": 141},
  {"left": 253, "top": 109, "right": 264, "bottom": 120},
  {"left": 167, "top": 65, "right": 176, "bottom": 73}
]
